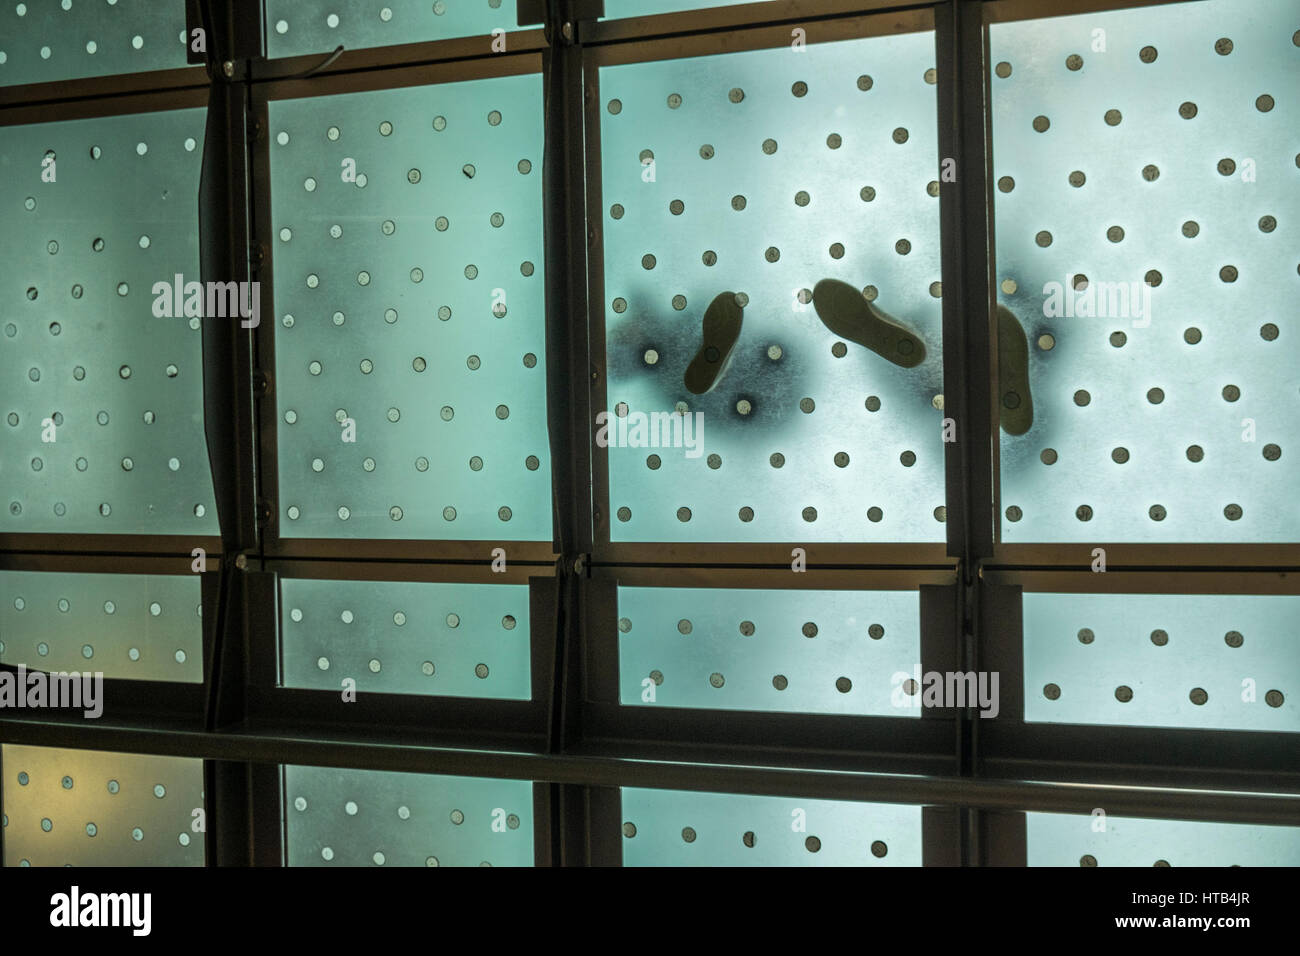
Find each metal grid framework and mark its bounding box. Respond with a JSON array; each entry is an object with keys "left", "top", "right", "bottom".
[{"left": 0, "top": 0, "right": 1296, "bottom": 868}]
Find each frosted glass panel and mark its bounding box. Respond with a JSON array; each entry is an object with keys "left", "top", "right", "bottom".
[
  {"left": 1024, "top": 592, "right": 1297, "bottom": 731},
  {"left": 3, "top": 744, "right": 205, "bottom": 867},
  {"left": 265, "top": 0, "right": 517, "bottom": 58},
  {"left": 0, "top": 571, "right": 203, "bottom": 683},
  {"left": 1, "top": 107, "right": 219, "bottom": 536},
  {"left": 621, "top": 787, "right": 922, "bottom": 866},
  {"left": 600, "top": 29, "right": 945, "bottom": 543},
  {"left": 991, "top": 0, "right": 1299, "bottom": 542},
  {"left": 1028, "top": 811, "right": 1300, "bottom": 866},
  {"left": 280, "top": 577, "right": 531, "bottom": 699},
  {"left": 0, "top": 2, "right": 189, "bottom": 88},
  {"left": 268, "top": 74, "right": 551, "bottom": 541},
  {"left": 618, "top": 585, "right": 921, "bottom": 715},
  {"left": 284, "top": 765, "right": 534, "bottom": 867}
]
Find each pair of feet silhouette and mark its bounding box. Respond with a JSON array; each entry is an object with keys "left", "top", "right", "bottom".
[
  {"left": 682, "top": 278, "right": 1033, "bottom": 436},
  {"left": 683, "top": 278, "right": 927, "bottom": 395}
]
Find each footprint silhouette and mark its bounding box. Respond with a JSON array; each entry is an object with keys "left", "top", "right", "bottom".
[
  {"left": 811, "top": 278, "right": 926, "bottom": 368},
  {"left": 997, "top": 304, "right": 1033, "bottom": 435},
  {"left": 684, "top": 291, "right": 744, "bottom": 395}
]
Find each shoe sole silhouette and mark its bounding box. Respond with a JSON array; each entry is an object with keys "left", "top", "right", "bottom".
[
  {"left": 685, "top": 291, "right": 744, "bottom": 395},
  {"left": 811, "top": 278, "right": 926, "bottom": 368},
  {"left": 997, "top": 304, "right": 1033, "bottom": 435}
]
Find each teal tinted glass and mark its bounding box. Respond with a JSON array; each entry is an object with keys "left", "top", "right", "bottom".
[
  {"left": 1024, "top": 592, "right": 1297, "bottom": 730},
  {"left": 284, "top": 765, "right": 534, "bottom": 866},
  {"left": 1028, "top": 811, "right": 1300, "bottom": 866},
  {"left": 600, "top": 29, "right": 945, "bottom": 542},
  {"left": 621, "top": 787, "right": 922, "bottom": 865},
  {"left": 0, "top": 571, "right": 203, "bottom": 682},
  {"left": 266, "top": 0, "right": 516, "bottom": 58},
  {"left": 618, "top": 585, "right": 921, "bottom": 715},
  {"left": 279, "top": 577, "right": 531, "bottom": 699},
  {"left": 1, "top": 107, "right": 220, "bottom": 535},
  {"left": 0, "top": 2, "right": 189, "bottom": 88},
  {"left": 991, "top": 0, "right": 1299, "bottom": 542},
  {"left": 268, "top": 74, "right": 551, "bottom": 541}
]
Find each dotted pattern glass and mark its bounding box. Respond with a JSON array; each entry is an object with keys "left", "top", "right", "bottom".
[
  {"left": 620, "top": 788, "right": 921, "bottom": 866},
  {"left": 265, "top": 0, "right": 516, "bottom": 59},
  {"left": 284, "top": 764, "right": 533, "bottom": 867},
  {"left": 279, "top": 577, "right": 530, "bottom": 699},
  {"left": 0, "top": 571, "right": 203, "bottom": 682},
  {"left": 1024, "top": 592, "right": 1297, "bottom": 730},
  {"left": 1027, "top": 812, "right": 1300, "bottom": 866},
  {"left": 0, "top": 3, "right": 189, "bottom": 88},
  {"left": 2, "top": 743, "right": 205, "bottom": 866},
  {"left": 600, "top": 31, "right": 944, "bottom": 543},
  {"left": 268, "top": 73, "right": 550, "bottom": 541},
  {"left": 617, "top": 586, "right": 920, "bottom": 715},
  {"left": 1, "top": 108, "right": 219, "bottom": 536},
  {"left": 991, "top": 0, "right": 1299, "bottom": 542}
]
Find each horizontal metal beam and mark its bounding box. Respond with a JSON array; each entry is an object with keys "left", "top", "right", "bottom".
[{"left": 0, "top": 717, "right": 1295, "bottom": 826}]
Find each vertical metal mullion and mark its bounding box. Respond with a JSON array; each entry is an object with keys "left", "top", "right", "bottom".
[
  {"left": 587, "top": 786, "right": 623, "bottom": 866},
  {"left": 205, "top": 759, "right": 253, "bottom": 866},
  {"left": 543, "top": 7, "right": 594, "bottom": 561},
  {"left": 250, "top": 763, "right": 284, "bottom": 866},
  {"left": 552, "top": 783, "right": 589, "bottom": 866},
  {"left": 198, "top": 0, "right": 257, "bottom": 559},
  {"left": 194, "top": 7, "right": 262, "bottom": 865},
  {"left": 539, "top": 0, "right": 599, "bottom": 864},
  {"left": 197, "top": 6, "right": 257, "bottom": 739},
  {"left": 936, "top": 0, "right": 996, "bottom": 866}
]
